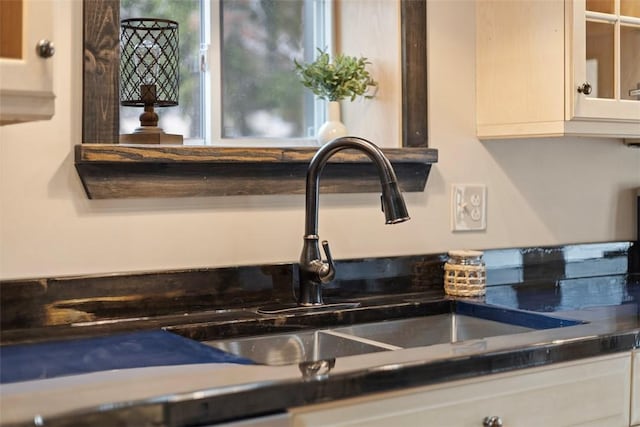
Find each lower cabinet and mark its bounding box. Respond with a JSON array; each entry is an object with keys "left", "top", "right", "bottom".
[
  {"left": 213, "top": 413, "right": 291, "bottom": 427},
  {"left": 290, "top": 353, "right": 631, "bottom": 427},
  {"left": 632, "top": 350, "right": 640, "bottom": 426}
]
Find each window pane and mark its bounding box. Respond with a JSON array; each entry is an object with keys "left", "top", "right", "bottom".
[
  {"left": 585, "top": 20, "right": 615, "bottom": 99},
  {"left": 120, "top": 0, "right": 202, "bottom": 140},
  {"left": 221, "top": 0, "right": 311, "bottom": 138},
  {"left": 621, "top": 25, "right": 640, "bottom": 101}
]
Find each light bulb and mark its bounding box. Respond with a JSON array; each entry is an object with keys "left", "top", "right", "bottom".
[{"left": 135, "top": 39, "right": 161, "bottom": 85}]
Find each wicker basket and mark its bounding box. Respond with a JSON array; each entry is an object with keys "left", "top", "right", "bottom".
[{"left": 443, "top": 250, "right": 486, "bottom": 297}]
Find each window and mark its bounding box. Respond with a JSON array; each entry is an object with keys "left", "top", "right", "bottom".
[
  {"left": 79, "top": 0, "right": 433, "bottom": 199},
  {"left": 120, "top": 0, "right": 330, "bottom": 145}
]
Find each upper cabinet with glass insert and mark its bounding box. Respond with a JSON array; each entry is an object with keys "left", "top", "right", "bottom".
[
  {"left": 574, "top": 0, "right": 640, "bottom": 121},
  {"left": 476, "top": 0, "right": 639, "bottom": 141},
  {"left": 0, "top": 0, "right": 55, "bottom": 125}
]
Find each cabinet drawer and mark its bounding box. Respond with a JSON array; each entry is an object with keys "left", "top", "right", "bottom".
[{"left": 291, "top": 353, "right": 631, "bottom": 427}]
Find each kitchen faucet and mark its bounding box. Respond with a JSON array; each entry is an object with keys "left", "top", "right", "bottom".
[{"left": 298, "top": 136, "right": 411, "bottom": 306}]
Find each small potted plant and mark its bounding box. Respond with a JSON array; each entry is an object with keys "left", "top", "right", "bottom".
[{"left": 294, "top": 48, "right": 378, "bottom": 144}]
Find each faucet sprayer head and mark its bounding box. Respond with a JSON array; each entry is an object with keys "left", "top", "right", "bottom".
[{"left": 381, "top": 181, "right": 410, "bottom": 224}]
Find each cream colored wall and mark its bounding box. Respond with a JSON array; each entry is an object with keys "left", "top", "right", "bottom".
[
  {"left": 336, "top": 0, "right": 402, "bottom": 145},
  {"left": 0, "top": 0, "right": 638, "bottom": 280}
]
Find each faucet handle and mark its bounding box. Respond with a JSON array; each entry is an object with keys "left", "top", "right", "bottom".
[{"left": 319, "top": 240, "right": 336, "bottom": 283}]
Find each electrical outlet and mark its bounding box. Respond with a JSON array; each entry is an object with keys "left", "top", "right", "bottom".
[{"left": 451, "top": 184, "right": 487, "bottom": 231}]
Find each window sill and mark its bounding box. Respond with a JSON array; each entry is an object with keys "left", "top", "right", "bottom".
[{"left": 74, "top": 144, "right": 438, "bottom": 199}]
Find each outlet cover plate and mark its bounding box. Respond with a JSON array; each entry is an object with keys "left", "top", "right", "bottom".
[{"left": 451, "top": 184, "right": 487, "bottom": 231}]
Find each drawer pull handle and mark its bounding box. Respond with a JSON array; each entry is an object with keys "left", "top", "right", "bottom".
[
  {"left": 577, "top": 82, "right": 592, "bottom": 95},
  {"left": 483, "top": 416, "right": 503, "bottom": 427},
  {"left": 36, "top": 40, "right": 55, "bottom": 58}
]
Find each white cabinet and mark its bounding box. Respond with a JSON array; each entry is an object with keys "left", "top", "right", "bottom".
[
  {"left": 212, "top": 413, "right": 291, "bottom": 427},
  {"left": 0, "top": 0, "right": 55, "bottom": 125},
  {"left": 290, "top": 353, "right": 631, "bottom": 427},
  {"left": 476, "top": 0, "right": 640, "bottom": 141},
  {"left": 571, "top": 0, "right": 640, "bottom": 123},
  {"left": 632, "top": 350, "right": 640, "bottom": 426}
]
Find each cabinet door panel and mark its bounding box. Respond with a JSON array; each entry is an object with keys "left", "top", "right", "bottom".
[
  {"left": 292, "top": 354, "right": 631, "bottom": 427},
  {"left": 621, "top": 24, "right": 640, "bottom": 101},
  {"left": 0, "top": 0, "right": 23, "bottom": 59},
  {"left": 571, "top": 0, "right": 640, "bottom": 122},
  {"left": 0, "top": 0, "right": 54, "bottom": 125},
  {"left": 212, "top": 413, "right": 291, "bottom": 427}
]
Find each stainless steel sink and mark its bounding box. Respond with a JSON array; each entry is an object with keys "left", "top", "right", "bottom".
[
  {"left": 330, "top": 313, "right": 533, "bottom": 349},
  {"left": 204, "top": 330, "right": 390, "bottom": 366},
  {"left": 201, "top": 301, "right": 583, "bottom": 366}
]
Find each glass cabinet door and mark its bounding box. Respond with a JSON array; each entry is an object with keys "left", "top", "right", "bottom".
[
  {"left": 620, "top": 21, "right": 640, "bottom": 101},
  {"left": 572, "top": 0, "right": 640, "bottom": 122}
]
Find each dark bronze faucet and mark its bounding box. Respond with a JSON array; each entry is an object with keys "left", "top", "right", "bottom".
[{"left": 298, "top": 136, "right": 411, "bottom": 306}]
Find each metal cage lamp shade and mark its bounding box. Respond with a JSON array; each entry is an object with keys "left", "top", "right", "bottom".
[{"left": 119, "top": 18, "right": 182, "bottom": 144}]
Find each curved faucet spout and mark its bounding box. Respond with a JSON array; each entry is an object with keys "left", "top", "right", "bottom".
[{"left": 298, "top": 136, "right": 411, "bottom": 306}]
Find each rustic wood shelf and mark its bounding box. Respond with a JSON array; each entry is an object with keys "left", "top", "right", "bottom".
[{"left": 74, "top": 144, "right": 438, "bottom": 199}]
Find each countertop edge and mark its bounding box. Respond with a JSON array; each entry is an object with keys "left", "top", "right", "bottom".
[{"left": 6, "top": 328, "right": 637, "bottom": 427}]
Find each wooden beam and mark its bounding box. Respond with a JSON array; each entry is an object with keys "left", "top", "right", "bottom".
[
  {"left": 83, "top": 0, "right": 119, "bottom": 143},
  {"left": 401, "top": 0, "right": 428, "bottom": 147},
  {"left": 75, "top": 145, "right": 437, "bottom": 199}
]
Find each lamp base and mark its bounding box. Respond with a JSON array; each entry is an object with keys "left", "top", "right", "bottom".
[{"left": 119, "top": 126, "right": 183, "bottom": 145}]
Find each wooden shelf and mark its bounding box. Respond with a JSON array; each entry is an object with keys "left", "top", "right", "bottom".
[{"left": 75, "top": 144, "right": 438, "bottom": 199}]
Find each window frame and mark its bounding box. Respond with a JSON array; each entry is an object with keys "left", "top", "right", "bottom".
[{"left": 77, "top": 0, "right": 435, "bottom": 199}]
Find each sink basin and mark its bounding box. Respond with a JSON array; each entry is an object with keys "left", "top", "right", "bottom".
[
  {"left": 201, "top": 301, "right": 583, "bottom": 366},
  {"left": 329, "top": 313, "right": 533, "bottom": 349},
  {"left": 204, "top": 330, "right": 390, "bottom": 366}
]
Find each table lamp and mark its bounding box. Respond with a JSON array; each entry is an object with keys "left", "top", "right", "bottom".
[{"left": 119, "top": 18, "right": 182, "bottom": 144}]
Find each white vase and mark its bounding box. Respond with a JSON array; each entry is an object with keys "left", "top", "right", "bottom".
[{"left": 317, "top": 101, "right": 348, "bottom": 145}]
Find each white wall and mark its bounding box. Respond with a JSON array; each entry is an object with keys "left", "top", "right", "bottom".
[{"left": 1, "top": 0, "right": 638, "bottom": 280}]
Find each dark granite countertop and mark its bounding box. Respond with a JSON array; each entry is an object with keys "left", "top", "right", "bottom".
[{"left": 1, "top": 242, "right": 639, "bottom": 426}]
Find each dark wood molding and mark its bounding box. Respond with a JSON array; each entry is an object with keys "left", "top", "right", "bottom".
[
  {"left": 79, "top": 0, "right": 434, "bottom": 199},
  {"left": 75, "top": 145, "right": 437, "bottom": 164},
  {"left": 75, "top": 145, "right": 437, "bottom": 199},
  {"left": 83, "top": 0, "right": 119, "bottom": 143},
  {"left": 401, "top": 0, "right": 428, "bottom": 147}
]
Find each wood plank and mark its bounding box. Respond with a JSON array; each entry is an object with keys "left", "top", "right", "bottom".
[
  {"left": 74, "top": 145, "right": 436, "bottom": 199},
  {"left": 83, "top": 0, "right": 119, "bottom": 143},
  {"left": 401, "top": 0, "right": 428, "bottom": 147},
  {"left": 75, "top": 145, "right": 438, "bottom": 164}
]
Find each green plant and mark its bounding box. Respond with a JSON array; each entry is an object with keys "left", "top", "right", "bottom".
[{"left": 294, "top": 48, "right": 378, "bottom": 102}]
